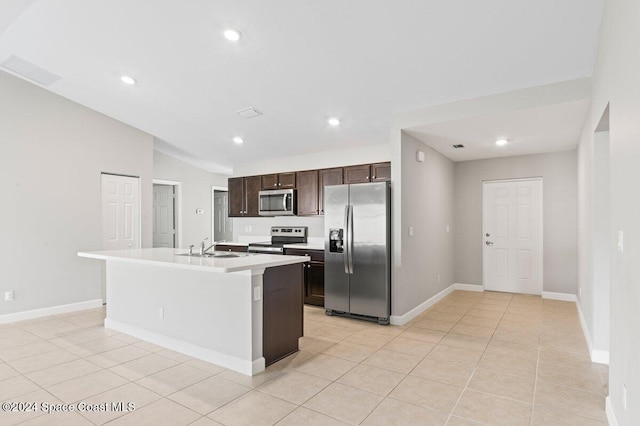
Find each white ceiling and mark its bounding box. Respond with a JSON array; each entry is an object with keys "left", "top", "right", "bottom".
[
  {"left": 406, "top": 99, "right": 592, "bottom": 162},
  {"left": 0, "top": 0, "right": 603, "bottom": 174}
]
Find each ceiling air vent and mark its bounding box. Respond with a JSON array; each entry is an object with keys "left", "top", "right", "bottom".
[
  {"left": 235, "top": 107, "right": 262, "bottom": 119},
  {"left": 0, "top": 55, "right": 61, "bottom": 86},
  {"left": 452, "top": 144, "right": 465, "bottom": 149}
]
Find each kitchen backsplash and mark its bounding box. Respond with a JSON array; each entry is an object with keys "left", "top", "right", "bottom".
[{"left": 231, "top": 215, "right": 324, "bottom": 240}]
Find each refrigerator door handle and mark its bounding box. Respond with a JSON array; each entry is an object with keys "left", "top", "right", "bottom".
[
  {"left": 343, "top": 205, "right": 350, "bottom": 274},
  {"left": 347, "top": 205, "right": 354, "bottom": 274}
]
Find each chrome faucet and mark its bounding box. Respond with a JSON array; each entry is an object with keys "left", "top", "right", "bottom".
[
  {"left": 203, "top": 239, "right": 227, "bottom": 254},
  {"left": 199, "top": 238, "right": 209, "bottom": 255}
]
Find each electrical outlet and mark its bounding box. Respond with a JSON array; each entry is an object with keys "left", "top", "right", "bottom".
[
  {"left": 623, "top": 385, "right": 628, "bottom": 410},
  {"left": 158, "top": 307, "right": 164, "bottom": 320},
  {"left": 408, "top": 226, "right": 414, "bottom": 237},
  {"left": 253, "top": 287, "right": 261, "bottom": 301},
  {"left": 446, "top": 225, "right": 450, "bottom": 233},
  {"left": 4, "top": 291, "right": 14, "bottom": 302},
  {"left": 437, "top": 274, "right": 441, "bottom": 283}
]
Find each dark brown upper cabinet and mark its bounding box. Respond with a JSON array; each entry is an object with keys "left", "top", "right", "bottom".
[
  {"left": 228, "top": 177, "right": 244, "bottom": 218},
  {"left": 261, "top": 173, "right": 296, "bottom": 190},
  {"left": 319, "top": 167, "right": 343, "bottom": 215},
  {"left": 228, "top": 175, "right": 261, "bottom": 217},
  {"left": 371, "top": 162, "right": 391, "bottom": 182},
  {"left": 296, "top": 170, "right": 319, "bottom": 216},
  {"left": 343, "top": 164, "right": 371, "bottom": 184}
]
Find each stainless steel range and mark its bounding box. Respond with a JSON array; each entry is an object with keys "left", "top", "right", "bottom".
[{"left": 247, "top": 226, "right": 308, "bottom": 254}]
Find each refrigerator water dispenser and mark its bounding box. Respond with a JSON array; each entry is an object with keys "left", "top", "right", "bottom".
[{"left": 329, "top": 229, "right": 344, "bottom": 253}]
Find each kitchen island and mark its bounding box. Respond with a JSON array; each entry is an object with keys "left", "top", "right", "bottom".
[{"left": 78, "top": 248, "right": 308, "bottom": 376}]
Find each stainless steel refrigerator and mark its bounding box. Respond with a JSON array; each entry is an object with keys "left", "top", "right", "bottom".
[{"left": 324, "top": 182, "right": 391, "bottom": 324}]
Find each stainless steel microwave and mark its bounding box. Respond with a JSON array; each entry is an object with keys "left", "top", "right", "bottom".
[{"left": 258, "top": 189, "right": 297, "bottom": 216}]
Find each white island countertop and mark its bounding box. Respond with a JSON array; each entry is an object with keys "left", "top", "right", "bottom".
[{"left": 78, "top": 248, "right": 308, "bottom": 273}]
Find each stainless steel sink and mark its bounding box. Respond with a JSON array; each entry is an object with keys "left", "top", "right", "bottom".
[{"left": 175, "top": 252, "right": 243, "bottom": 258}]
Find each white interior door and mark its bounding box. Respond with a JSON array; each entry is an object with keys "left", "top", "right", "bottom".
[
  {"left": 213, "top": 190, "right": 233, "bottom": 241},
  {"left": 153, "top": 184, "right": 175, "bottom": 248},
  {"left": 483, "top": 179, "right": 542, "bottom": 294},
  {"left": 101, "top": 174, "right": 140, "bottom": 250}
]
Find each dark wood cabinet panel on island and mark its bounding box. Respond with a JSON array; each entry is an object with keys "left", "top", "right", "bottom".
[
  {"left": 261, "top": 173, "right": 296, "bottom": 190},
  {"left": 285, "top": 248, "right": 325, "bottom": 306},
  {"left": 319, "top": 167, "right": 343, "bottom": 215},
  {"left": 343, "top": 164, "right": 371, "bottom": 184},
  {"left": 296, "top": 170, "right": 319, "bottom": 215},
  {"left": 371, "top": 162, "right": 391, "bottom": 182},
  {"left": 262, "top": 263, "right": 304, "bottom": 366},
  {"left": 227, "top": 176, "right": 261, "bottom": 217}
]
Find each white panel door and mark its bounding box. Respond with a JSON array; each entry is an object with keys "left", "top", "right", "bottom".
[
  {"left": 101, "top": 174, "right": 140, "bottom": 250},
  {"left": 153, "top": 184, "right": 175, "bottom": 248},
  {"left": 213, "top": 191, "right": 233, "bottom": 241},
  {"left": 483, "top": 179, "right": 542, "bottom": 294}
]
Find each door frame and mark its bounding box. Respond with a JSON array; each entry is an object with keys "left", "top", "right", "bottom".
[
  {"left": 153, "top": 179, "right": 182, "bottom": 249},
  {"left": 211, "top": 185, "right": 229, "bottom": 242},
  {"left": 482, "top": 177, "right": 544, "bottom": 294}
]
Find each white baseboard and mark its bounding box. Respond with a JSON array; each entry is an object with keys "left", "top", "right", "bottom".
[
  {"left": 454, "top": 283, "right": 484, "bottom": 292},
  {"left": 542, "top": 291, "right": 577, "bottom": 302},
  {"left": 0, "top": 299, "right": 104, "bottom": 324},
  {"left": 390, "top": 284, "right": 455, "bottom": 326},
  {"left": 606, "top": 396, "right": 619, "bottom": 426},
  {"left": 105, "top": 318, "right": 264, "bottom": 376},
  {"left": 575, "top": 300, "right": 610, "bottom": 365},
  {"left": 591, "top": 349, "right": 610, "bottom": 365}
]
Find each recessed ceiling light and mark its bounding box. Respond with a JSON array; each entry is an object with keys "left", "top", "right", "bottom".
[
  {"left": 224, "top": 29, "right": 242, "bottom": 42},
  {"left": 120, "top": 75, "right": 136, "bottom": 85},
  {"left": 328, "top": 117, "right": 341, "bottom": 127},
  {"left": 495, "top": 139, "right": 508, "bottom": 146},
  {"left": 233, "top": 137, "right": 244, "bottom": 145}
]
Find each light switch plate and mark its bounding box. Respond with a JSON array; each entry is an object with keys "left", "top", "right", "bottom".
[
  {"left": 253, "top": 287, "right": 261, "bottom": 301},
  {"left": 409, "top": 226, "right": 414, "bottom": 237}
]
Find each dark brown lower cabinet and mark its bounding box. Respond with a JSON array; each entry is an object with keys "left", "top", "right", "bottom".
[
  {"left": 213, "top": 244, "right": 248, "bottom": 252},
  {"left": 305, "top": 262, "right": 325, "bottom": 306},
  {"left": 262, "top": 263, "right": 304, "bottom": 366},
  {"left": 284, "top": 249, "right": 325, "bottom": 307}
]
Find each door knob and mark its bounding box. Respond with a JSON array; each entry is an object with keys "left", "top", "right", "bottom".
[{"left": 485, "top": 241, "right": 494, "bottom": 246}]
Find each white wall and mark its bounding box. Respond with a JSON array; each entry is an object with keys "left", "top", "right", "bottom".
[
  {"left": 0, "top": 70, "right": 154, "bottom": 317},
  {"left": 391, "top": 131, "right": 455, "bottom": 319},
  {"left": 153, "top": 150, "right": 228, "bottom": 247},
  {"left": 577, "top": 0, "right": 640, "bottom": 423},
  {"left": 454, "top": 151, "right": 578, "bottom": 294},
  {"left": 231, "top": 143, "right": 391, "bottom": 240},
  {"left": 232, "top": 144, "right": 391, "bottom": 177}
]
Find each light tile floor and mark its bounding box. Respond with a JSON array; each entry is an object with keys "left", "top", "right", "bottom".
[{"left": 0, "top": 291, "right": 608, "bottom": 425}]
